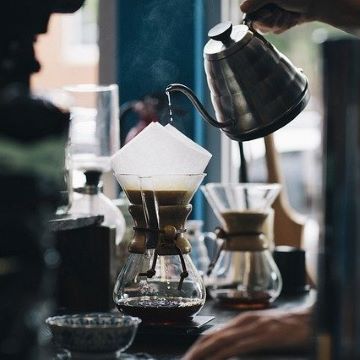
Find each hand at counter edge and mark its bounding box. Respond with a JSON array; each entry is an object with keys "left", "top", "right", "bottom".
[{"left": 183, "top": 305, "right": 313, "bottom": 360}]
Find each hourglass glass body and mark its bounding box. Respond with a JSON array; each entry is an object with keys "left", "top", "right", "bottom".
[{"left": 113, "top": 174, "right": 206, "bottom": 322}]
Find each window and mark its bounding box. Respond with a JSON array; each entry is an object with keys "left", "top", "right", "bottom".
[
  {"left": 32, "top": 1, "right": 99, "bottom": 91},
  {"left": 61, "top": 0, "right": 99, "bottom": 64}
]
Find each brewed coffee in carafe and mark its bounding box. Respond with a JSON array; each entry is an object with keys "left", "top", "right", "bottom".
[{"left": 202, "top": 183, "right": 282, "bottom": 309}]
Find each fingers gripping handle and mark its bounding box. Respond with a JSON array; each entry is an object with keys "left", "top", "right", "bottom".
[{"left": 243, "top": 3, "right": 283, "bottom": 27}]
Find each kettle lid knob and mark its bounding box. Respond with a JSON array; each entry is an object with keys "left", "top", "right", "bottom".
[{"left": 208, "top": 21, "right": 233, "bottom": 45}]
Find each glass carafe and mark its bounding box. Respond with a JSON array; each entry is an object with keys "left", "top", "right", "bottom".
[
  {"left": 65, "top": 84, "right": 120, "bottom": 173},
  {"left": 186, "top": 220, "right": 210, "bottom": 275},
  {"left": 113, "top": 174, "right": 206, "bottom": 323},
  {"left": 70, "top": 171, "right": 125, "bottom": 246},
  {"left": 202, "top": 183, "right": 282, "bottom": 309}
]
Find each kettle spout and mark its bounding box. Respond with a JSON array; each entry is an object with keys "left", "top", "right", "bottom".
[{"left": 165, "top": 83, "right": 233, "bottom": 129}]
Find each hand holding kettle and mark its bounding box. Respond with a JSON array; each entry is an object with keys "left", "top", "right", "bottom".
[{"left": 241, "top": 0, "right": 360, "bottom": 34}]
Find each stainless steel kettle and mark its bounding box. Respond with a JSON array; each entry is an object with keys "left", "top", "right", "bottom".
[{"left": 166, "top": 19, "right": 310, "bottom": 141}]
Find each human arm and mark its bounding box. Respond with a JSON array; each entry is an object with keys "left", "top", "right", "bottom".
[
  {"left": 183, "top": 306, "right": 312, "bottom": 360},
  {"left": 240, "top": 0, "right": 360, "bottom": 34}
]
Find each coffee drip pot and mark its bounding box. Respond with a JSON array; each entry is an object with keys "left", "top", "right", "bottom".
[
  {"left": 113, "top": 174, "right": 206, "bottom": 322},
  {"left": 166, "top": 14, "right": 310, "bottom": 141},
  {"left": 202, "top": 183, "right": 282, "bottom": 309}
]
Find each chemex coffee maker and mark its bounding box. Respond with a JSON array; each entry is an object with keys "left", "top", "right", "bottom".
[
  {"left": 111, "top": 123, "right": 212, "bottom": 323},
  {"left": 114, "top": 173, "right": 206, "bottom": 322},
  {"left": 202, "top": 183, "right": 282, "bottom": 308}
]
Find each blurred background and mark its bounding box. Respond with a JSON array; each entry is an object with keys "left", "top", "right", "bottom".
[
  {"left": 4, "top": 1, "right": 360, "bottom": 359},
  {"left": 31, "top": 0, "right": 348, "bottom": 267}
]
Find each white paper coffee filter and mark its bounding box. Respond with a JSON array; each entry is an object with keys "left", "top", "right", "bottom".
[
  {"left": 164, "top": 124, "right": 211, "bottom": 159},
  {"left": 111, "top": 123, "right": 212, "bottom": 179}
]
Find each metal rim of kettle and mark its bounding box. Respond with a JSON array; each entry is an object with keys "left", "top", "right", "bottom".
[{"left": 225, "top": 82, "right": 310, "bottom": 141}]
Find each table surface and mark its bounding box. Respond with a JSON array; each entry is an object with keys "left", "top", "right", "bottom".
[
  {"left": 127, "top": 291, "right": 315, "bottom": 360},
  {"left": 49, "top": 214, "right": 104, "bottom": 232}
]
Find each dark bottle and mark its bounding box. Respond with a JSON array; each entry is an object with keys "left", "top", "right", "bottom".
[{"left": 316, "top": 38, "right": 360, "bottom": 360}]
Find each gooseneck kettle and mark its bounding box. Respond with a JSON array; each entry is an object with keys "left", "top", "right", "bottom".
[{"left": 166, "top": 13, "right": 310, "bottom": 141}]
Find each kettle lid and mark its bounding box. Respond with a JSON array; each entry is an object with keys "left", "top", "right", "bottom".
[{"left": 204, "top": 21, "right": 253, "bottom": 60}]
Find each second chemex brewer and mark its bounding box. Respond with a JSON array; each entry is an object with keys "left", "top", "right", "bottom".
[{"left": 203, "top": 183, "right": 283, "bottom": 309}]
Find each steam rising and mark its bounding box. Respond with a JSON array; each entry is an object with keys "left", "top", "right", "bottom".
[{"left": 126, "top": 0, "right": 193, "bottom": 87}]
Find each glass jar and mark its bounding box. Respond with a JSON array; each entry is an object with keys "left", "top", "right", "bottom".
[
  {"left": 207, "top": 246, "right": 282, "bottom": 309},
  {"left": 186, "top": 220, "right": 210, "bottom": 275},
  {"left": 70, "top": 171, "right": 125, "bottom": 246},
  {"left": 202, "top": 183, "right": 282, "bottom": 309},
  {"left": 114, "top": 249, "right": 205, "bottom": 322},
  {"left": 65, "top": 84, "right": 120, "bottom": 173}
]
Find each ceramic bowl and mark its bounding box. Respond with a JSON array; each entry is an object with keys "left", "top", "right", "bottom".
[{"left": 46, "top": 313, "right": 141, "bottom": 359}]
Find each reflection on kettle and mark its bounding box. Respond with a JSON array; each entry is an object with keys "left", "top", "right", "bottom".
[{"left": 166, "top": 20, "right": 310, "bottom": 141}]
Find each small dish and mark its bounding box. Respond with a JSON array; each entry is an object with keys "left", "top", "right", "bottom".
[{"left": 46, "top": 313, "right": 141, "bottom": 359}]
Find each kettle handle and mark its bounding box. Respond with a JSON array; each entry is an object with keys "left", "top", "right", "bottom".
[
  {"left": 242, "top": 5, "right": 278, "bottom": 50},
  {"left": 166, "top": 83, "right": 234, "bottom": 129}
]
